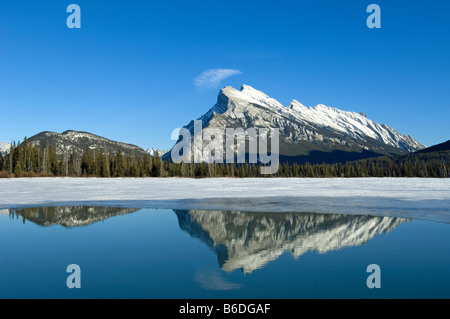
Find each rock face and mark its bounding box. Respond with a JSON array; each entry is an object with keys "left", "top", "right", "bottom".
[
  {"left": 166, "top": 85, "right": 425, "bottom": 164},
  {"left": 174, "top": 210, "right": 407, "bottom": 273},
  {"left": 25, "top": 130, "right": 148, "bottom": 157}
]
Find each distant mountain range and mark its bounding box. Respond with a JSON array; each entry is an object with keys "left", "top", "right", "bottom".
[
  {"left": 2, "top": 85, "right": 444, "bottom": 165},
  {"left": 146, "top": 147, "right": 168, "bottom": 157},
  {"left": 164, "top": 85, "right": 426, "bottom": 164},
  {"left": 6, "top": 130, "right": 168, "bottom": 158},
  {"left": 11, "top": 130, "right": 168, "bottom": 158},
  {"left": 0, "top": 142, "right": 11, "bottom": 155}
]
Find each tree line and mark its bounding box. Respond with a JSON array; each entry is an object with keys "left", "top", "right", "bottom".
[
  {"left": 0, "top": 138, "right": 163, "bottom": 178},
  {"left": 0, "top": 138, "right": 449, "bottom": 178}
]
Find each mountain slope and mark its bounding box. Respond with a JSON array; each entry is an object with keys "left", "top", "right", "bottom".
[
  {"left": 415, "top": 140, "right": 450, "bottom": 154},
  {"left": 25, "top": 130, "right": 148, "bottom": 157},
  {"left": 166, "top": 85, "right": 425, "bottom": 164}
]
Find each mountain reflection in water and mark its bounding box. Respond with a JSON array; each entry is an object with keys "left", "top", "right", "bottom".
[
  {"left": 174, "top": 210, "right": 407, "bottom": 273},
  {"left": 10, "top": 206, "right": 139, "bottom": 227},
  {"left": 10, "top": 206, "right": 407, "bottom": 273}
]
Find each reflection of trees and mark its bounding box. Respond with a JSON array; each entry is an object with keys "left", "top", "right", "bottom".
[
  {"left": 11, "top": 206, "right": 139, "bottom": 227},
  {"left": 175, "top": 210, "right": 407, "bottom": 273}
]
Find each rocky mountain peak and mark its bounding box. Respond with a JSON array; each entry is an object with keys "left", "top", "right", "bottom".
[{"left": 167, "top": 85, "right": 425, "bottom": 164}]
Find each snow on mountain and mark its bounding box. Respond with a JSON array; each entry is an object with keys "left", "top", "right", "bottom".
[
  {"left": 146, "top": 148, "right": 168, "bottom": 157},
  {"left": 25, "top": 130, "right": 148, "bottom": 157},
  {"left": 283, "top": 98, "right": 424, "bottom": 152},
  {"left": 168, "top": 85, "right": 425, "bottom": 163},
  {"left": 220, "top": 85, "right": 424, "bottom": 151},
  {"left": 0, "top": 142, "right": 11, "bottom": 155}
]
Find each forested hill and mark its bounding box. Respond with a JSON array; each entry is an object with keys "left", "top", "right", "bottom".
[
  {"left": 25, "top": 130, "right": 148, "bottom": 157},
  {"left": 415, "top": 140, "right": 450, "bottom": 154},
  {"left": 345, "top": 148, "right": 450, "bottom": 178}
]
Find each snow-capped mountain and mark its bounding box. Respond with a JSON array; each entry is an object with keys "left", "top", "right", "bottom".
[
  {"left": 175, "top": 209, "right": 407, "bottom": 273},
  {"left": 0, "top": 142, "right": 11, "bottom": 155},
  {"left": 166, "top": 85, "right": 425, "bottom": 163},
  {"left": 146, "top": 148, "right": 168, "bottom": 157},
  {"left": 25, "top": 130, "right": 148, "bottom": 157}
]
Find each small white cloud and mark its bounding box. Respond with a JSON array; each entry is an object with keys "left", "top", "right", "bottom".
[{"left": 194, "top": 69, "right": 242, "bottom": 89}]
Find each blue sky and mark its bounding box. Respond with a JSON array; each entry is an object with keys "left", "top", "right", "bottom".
[{"left": 1, "top": 0, "right": 449, "bottom": 150}]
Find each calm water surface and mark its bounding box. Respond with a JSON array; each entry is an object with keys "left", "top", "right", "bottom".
[{"left": 0, "top": 206, "right": 449, "bottom": 298}]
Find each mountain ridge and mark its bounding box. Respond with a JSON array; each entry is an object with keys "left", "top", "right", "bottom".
[
  {"left": 415, "top": 140, "right": 450, "bottom": 154},
  {"left": 24, "top": 130, "right": 149, "bottom": 157},
  {"left": 166, "top": 85, "right": 425, "bottom": 164}
]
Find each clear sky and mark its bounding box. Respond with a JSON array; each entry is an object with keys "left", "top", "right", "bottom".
[{"left": 1, "top": 0, "right": 449, "bottom": 150}]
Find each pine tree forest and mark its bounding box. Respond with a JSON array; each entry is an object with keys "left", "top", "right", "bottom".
[{"left": 0, "top": 138, "right": 449, "bottom": 178}]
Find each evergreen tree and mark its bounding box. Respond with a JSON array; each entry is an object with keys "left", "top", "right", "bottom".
[
  {"left": 150, "top": 155, "right": 161, "bottom": 177},
  {"left": 0, "top": 152, "right": 4, "bottom": 171},
  {"left": 114, "top": 150, "right": 125, "bottom": 177},
  {"left": 81, "top": 147, "right": 93, "bottom": 176},
  {"left": 142, "top": 154, "right": 152, "bottom": 177}
]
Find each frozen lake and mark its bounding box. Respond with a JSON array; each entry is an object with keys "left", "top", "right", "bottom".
[
  {"left": 0, "top": 177, "right": 449, "bottom": 223},
  {"left": 0, "top": 206, "right": 449, "bottom": 298},
  {"left": 0, "top": 178, "right": 449, "bottom": 298}
]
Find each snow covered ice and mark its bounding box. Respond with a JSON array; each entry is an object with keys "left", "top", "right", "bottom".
[{"left": 0, "top": 177, "right": 449, "bottom": 223}]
